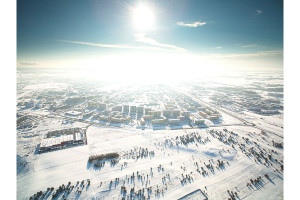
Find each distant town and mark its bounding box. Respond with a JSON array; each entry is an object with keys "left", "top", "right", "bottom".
[{"left": 17, "top": 69, "right": 283, "bottom": 200}]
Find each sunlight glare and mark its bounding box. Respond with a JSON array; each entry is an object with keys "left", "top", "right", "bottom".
[
  {"left": 132, "top": 5, "right": 155, "bottom": 32},
  {"left": 64, "top": 53, "right": 224, "bottom": 83}
]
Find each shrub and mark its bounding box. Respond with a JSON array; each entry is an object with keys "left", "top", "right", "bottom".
[{"left": 88, "top": 152, "right": 119, "bottom": 163}]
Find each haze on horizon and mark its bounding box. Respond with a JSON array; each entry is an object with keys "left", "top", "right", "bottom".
[{"left": 17, "top": 0, "right": 283, "bottom": 79}]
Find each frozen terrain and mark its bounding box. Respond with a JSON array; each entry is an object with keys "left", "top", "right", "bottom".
[
  {"left": 17, "top": 68, "right": 283, "bottom": 200},
  {"left": 17, "top": 125, "right": 283, "bottom": 200}
]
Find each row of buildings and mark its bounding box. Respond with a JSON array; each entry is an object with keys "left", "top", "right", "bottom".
[
  {"left": 85, "top": 100, "right": 221, "bottom": 126},
  {"left": 88, "top": 101, "right": 150, "bottom": 116}
]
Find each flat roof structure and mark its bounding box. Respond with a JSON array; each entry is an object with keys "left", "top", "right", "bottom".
[{"left": 39, "top": 134, "right": 75, "bottom": 151}]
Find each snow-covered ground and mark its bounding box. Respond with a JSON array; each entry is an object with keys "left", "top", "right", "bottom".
[
  {"left": 16, "top": 69, "right": 283, "bottom": 199},
  {"left": 17, "top": 124, "right": 283, "bottom": 200},
  {"left": 241, "top": 111, "right": 283, "bottom": 137}
]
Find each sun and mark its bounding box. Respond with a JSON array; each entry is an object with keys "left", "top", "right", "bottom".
[{"left": 132, "top": 5, "right": 155, "bottom": 32}]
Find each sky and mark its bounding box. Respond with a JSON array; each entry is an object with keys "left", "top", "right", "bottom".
[{"left": 17, "top": 0, "right": 283, "bottom": 74}]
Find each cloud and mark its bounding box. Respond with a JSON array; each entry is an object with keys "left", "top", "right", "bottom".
[
  {"left": 204, "top": 50, "right": 283, "bottom": 59},
  {"left": 19, "top": 61, "right": 38, "bottom": 65},
  {"left": 62, "top": 39, "right": 186, "bottom": 52},
  {"left": 256, "top": 10, "right": 263, "bottom": 14},
  {"left": 241, "top": 44, "right": 258, "bottom": 48},
  {"left": 62, "top": 40, "right": 171, "bottom": 51},
  {"left": 213, "top": 46, "right": 223, "bottom": 49},
  {"left": 176, "top": 21, "right": 206, "bottom": 27},
  {"left": 134, "top": 34, "right": 187, "bottom": 52},
  {"left": 62, "top": 40, "right": 150, "bottom": 50}
]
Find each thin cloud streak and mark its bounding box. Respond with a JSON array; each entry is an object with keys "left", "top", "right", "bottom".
[
  {"left": 241, "top": 44, "right": 258, "bottom": 48},
  {"left": 176, "top": 21, "right": 206, "bottom": 27},
  {"left": 214, "top": 46, "right": 223, "bottom": 49},
  {"left": 134, "top": 34, "right": 187, "bottom": 52},
  {"left": 61, "top": 40, "right": 186, "bottom": 52},
  {"left": 19, "top": 61, "right": 38, "bottom": 65},
  {"left": 62, "top": 40, "right": 156, "bottom": 50}
]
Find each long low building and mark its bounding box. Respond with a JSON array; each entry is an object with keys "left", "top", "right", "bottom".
[
  {"left": 208, "top": 114, "right": 220, "bottom": 120},
  {"left": 39, "top": 135, "right": 73, "bottom": 152},
  {"left": 199, "top": 111, "right": 207, "bottom": 118},
  {"left": 143, "top": 115, "right": 153, "bottom": 120},
  {"left": 39, "top": 132, "right": 84, "bottom": 152},
  {"left": 152, "top": 119, "right": 165, "bottom": 124},
  {"left": 110, "top": 117, "right": 124, "bottom": 123},
  {"left": 168, "top": 119, "right": 181, "bottom": 125},
  {"left": 149, "top": 111, "right": 161, "bottom": 118},
  {"left": 194, "top": 118, "right": 205, "bottom": 125}
]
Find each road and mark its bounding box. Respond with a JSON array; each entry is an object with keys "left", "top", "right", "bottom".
[{"left": 169, "top": 87, "right": 283, "bottom": 139}]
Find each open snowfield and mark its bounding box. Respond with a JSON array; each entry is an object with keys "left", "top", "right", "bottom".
[
  {"left": 16, "top": 69, "right": 284, "bottom": 199},
  {"left": 241, "top": 111, "right": 283, "bottom": 137},
  {"left": 17, "top": 125, "right": 283, "bottom": 200}
]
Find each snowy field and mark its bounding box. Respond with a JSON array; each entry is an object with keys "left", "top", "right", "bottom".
[
  {"left": 17, "top": 125, "right": 283, "bottom": 200},
  {"left": 16, "top": 69, "right": 283, "bottom": 199}
]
